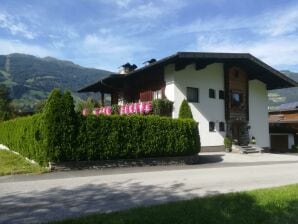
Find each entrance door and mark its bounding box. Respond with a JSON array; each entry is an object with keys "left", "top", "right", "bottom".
[{"left": 231, "top": 123, "right": 240, "bottom": 144}]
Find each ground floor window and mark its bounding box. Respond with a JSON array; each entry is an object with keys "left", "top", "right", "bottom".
[
  {"left": 209, "top": 121, "right": 215, "bottom": 132},
  {"left": 219, "top": 122, "right": 225, "bottom": 132}
]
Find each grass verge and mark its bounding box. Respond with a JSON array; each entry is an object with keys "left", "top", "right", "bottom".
[
  {"left": 52, "top": 184, "right": 298, "bottom": 224},
  {"left": 0, "top": 150, "right": 47, "bottom": 176}
]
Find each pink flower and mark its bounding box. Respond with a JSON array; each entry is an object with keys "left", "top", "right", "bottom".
[
  {"left": 134, "top": 103, "right": 140, "bottom": 114},
  {"left": 105, "top": 106, "right": 112, "bottom": 115},
  {"left": 120, "top": 106, "right": 125, "bottom": 115},
  {"left": 144, "top": 102, "right": 152, "bottom": 114},
  {"left": 92, "top": 108, "right": 101, "bottom": 116},
  {"left": 129, "top": 103, "right": 134, "bottom": 114},
  {"left": 139, "top": 102, "right": 144, "bottom": 114},
  {"left": 124, "top": 104, "right": 129, "bottom": 114},
  {"left": 82, "top": 108, "right": 89, "bottom": 116}
]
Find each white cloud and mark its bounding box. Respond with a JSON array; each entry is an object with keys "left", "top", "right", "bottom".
[
  {"left": 122, "top": 2, "right": 163, "bottom": 18},
  {"left": 195, "top": 34, "right": 298, "bottom": 67},
  {"left": 0, "top": 12, "right": 37, "bottom": 39},
  {"left": 111, "top": 0, "right": 132, "bottom": 8},
  {"left": 0, "top": 39, "right": 56, "bottom": 57},
  {"left": 258, "top": 7, "right": 298, "bottom": 37},
  {"left": 80, "top": 33, "right": 150, "bottom": 70}
]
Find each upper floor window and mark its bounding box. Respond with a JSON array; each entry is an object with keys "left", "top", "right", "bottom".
[
  {"left": 231, "top": 91, "right": 243, "bottom": 107},
  {"left": 153, "top": 89, "right": 162, "bottom": 100},
  {"left": 209, "top": 89, "right": 215, "bottom": 99},
  {"left": 219, "top": 90, "right": 225, "bottom": 100},
  {"left": 209, "top": 121, "right": 215, "bottom": 132},
  {"left": 187, "top": 87, "right": 199, "bottom": 103}
]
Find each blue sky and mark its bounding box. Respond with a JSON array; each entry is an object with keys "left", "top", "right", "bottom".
[{"left": 0, "top": 0, "right": 298, "bottom": 72}]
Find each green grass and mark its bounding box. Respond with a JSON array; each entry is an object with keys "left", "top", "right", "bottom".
[
  {"left": 0, "top": 150, "right": 47, "bottom": 176},
  {"left": 53, "top": 184, "right": 298, "bottom": 224}
]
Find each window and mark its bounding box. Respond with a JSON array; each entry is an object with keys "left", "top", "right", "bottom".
[
  {"left": 187, "top": 87, "right": 199, "bottom": 103},
  {"left": 209, "top": 121, "right": 215, "bottom": 132},
  {"left": 219, "top": 122, "right": 225, "bottom": 132},
  {"left": 219, "top": 90, "right": 225, "bottom": 100},
  {"left": 153, "top": 89, "right": 162, "bottom": 100},
  {"left": 209, "top": 89, "right": 215, "bottom": 98},
  {"left": 231, "top": 91, "right": 243, "bottom": 106}
]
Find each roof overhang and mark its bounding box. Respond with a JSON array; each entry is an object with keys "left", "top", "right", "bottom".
[{"left": 78, "top": 52, "right": 297, "bottom": 93}]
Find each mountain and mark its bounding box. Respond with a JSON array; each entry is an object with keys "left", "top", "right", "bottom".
[
  {"left": 0, "top": 53, "right": 111, "bottom": 112},
  {"left": 268, "top": 71, "right": 298, "bottom": 110},
  {"left": 0, "top": 53, "right": 296, "bottom": 112}
]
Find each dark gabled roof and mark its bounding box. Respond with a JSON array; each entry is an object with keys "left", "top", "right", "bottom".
[{"left": 78, "top": 52, "right": 298, "bottom": 93}]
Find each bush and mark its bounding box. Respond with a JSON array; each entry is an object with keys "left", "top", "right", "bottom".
[
  {"left": 179, "top": 100, "right": 193, "bottom": 119},
  {"left": 76, "top": 115, "right": 200, "bottom": 160},
  {"left": 0, "top": 89, "right": 200, "bottom": 164},
  {"left": 0, "top": 114, "right": 47, "bottom": 164},
  {"left": 152, "top": 99, "right": 173, "bottom": 117},
  {"left": 224, "top": 136, "right": 232, "bottom": 150}
]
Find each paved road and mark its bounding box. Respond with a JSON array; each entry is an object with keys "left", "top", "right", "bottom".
[{"left": 1, "top": 157, "right": 298, "bottom": 224}]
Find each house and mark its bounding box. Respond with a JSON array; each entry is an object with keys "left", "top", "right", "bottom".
[
  {"left": 269, "top": 102, "right": 298, "bottom": 152},
  {"left": 79, "top": 52, "right": 297, "bottom": 151}
]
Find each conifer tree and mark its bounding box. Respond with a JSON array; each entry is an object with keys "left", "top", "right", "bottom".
[{"left": 178, "top": 99, "right": 193, "bottom": 119}]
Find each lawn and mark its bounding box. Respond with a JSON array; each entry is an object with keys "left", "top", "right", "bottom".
[
  {"left": 0, "top": 150, "right": 47, "bottom": 176},
  {"left": 53, "top": 184, "right": 298, "bottom": 224}
]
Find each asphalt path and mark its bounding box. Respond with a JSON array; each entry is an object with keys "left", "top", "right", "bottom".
[{"left": 1, "top": 155, "right": 298, "bottom": 224}]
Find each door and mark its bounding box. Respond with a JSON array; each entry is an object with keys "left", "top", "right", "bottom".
[
  {"left": 231, "top": 123, "right": 240, "bottom": 144},
  {"left": 270, "top": 135, "right": 288, "bottom": 152}
]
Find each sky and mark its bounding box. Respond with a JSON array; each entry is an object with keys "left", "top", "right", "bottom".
[{"left": 0, "top": 0, "right": 298, "bottom": 72}]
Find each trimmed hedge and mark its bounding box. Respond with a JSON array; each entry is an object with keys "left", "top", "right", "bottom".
[
  {"left": 75, "top": 115, "right": 200, "bottom": 161},
  {"left": 0, "top": 114, "right": 47, "bottom": 164},
  {"left": 0, "top": 90, "right": 200, "bottom": 165}
]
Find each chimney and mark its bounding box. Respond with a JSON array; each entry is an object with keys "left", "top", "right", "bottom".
[
  {"left": 143, "top": 58, "right": 157, "bottom": 66},
  {"left": 119, "top": 63, "right": 138, "bottom": 74}
]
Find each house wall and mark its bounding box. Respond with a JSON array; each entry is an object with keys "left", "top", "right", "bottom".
[
  {"left": 165, "top": 63, "right": 226, "bottom": 147},
  {"left": 249, "top": 80, "right": 270, "bottom": 147}
]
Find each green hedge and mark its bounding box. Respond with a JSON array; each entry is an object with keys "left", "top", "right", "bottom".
[
  {"left": 0, "top": 114, "right": 47, "bottom": 164},
  {"left": 75, "top": 115, "right": 200, "bottom": 161},
  {"left": 0, "top": 90, "right": 200, "bottom": 165}
]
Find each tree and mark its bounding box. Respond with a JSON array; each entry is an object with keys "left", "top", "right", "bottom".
[
  {"left": 43, "top": 88, "right": 64, "bottom": 161},
  {"left": 0, "top": 84, "right": 12, "bottom": 121},
  {"left": 61, "top": 91, "right": 77, "bottom": 160},
  {"left": 178, "top": 99, "right": 193, "bottom": 119}
]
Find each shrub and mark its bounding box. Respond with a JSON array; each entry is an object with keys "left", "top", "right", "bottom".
[
  {"left": 0, "top": 89, "right": 200, "bottom": 164},
  {"left": 152, "top": 99, "right": 173, "bottom": 117},
  {"left": 179, "top": 100, "right": 193, "bottom": 119},
  {"left": 0, "top": 114, "right": 47, "bottom": 164},
  {"left": 224, "top": 136, "right": 232, "bottom": 150},
  {"left": 76, "top": 115, "right": 200, "bottom": 160},
  {"left": 111, "top": 104, "right": 120, "bottom": 115}
]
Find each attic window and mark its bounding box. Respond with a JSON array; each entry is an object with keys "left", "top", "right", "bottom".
[{"left": 231, "top": 91, "right": 243, "bottom": 106}]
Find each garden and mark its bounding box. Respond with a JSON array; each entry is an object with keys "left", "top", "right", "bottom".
[{"left": 0, "top": 89, "right": 200, "bottom": 166}]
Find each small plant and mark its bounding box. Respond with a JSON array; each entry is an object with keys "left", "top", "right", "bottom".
[
  {"left": 152, "top": 99, "right": 173, "bottom": 117},
  {"left": 111, "top": 104, "right": 120, "bottom": 115},
  {"left": 224, "top": 136, "right": 232, "bottom": 152},
  {"left": 291, "top": 145, "right": 298, "bottom": 153},
  {"left": 179, "top": 99, "right": 193, "bottom": 119},
  {"left": 251, "top": 136, "right": 256, "bottom": 144}
]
